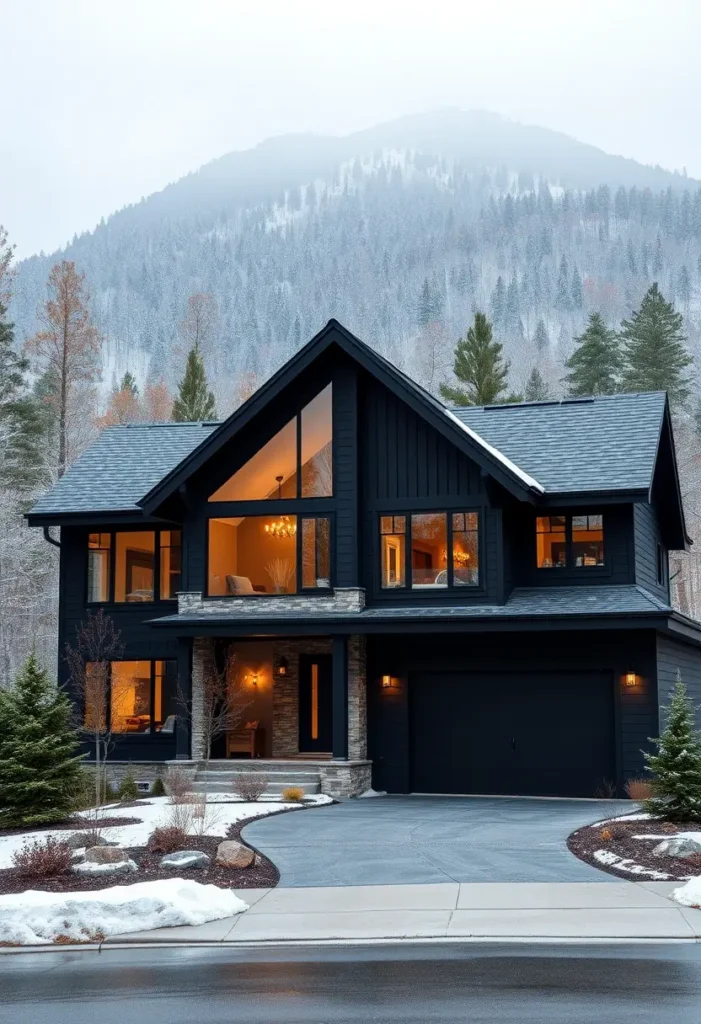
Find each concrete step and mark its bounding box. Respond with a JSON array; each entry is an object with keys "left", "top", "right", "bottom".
[
  {"left": 196, "top": 770, "right": 320, "bottom": 783},
  {"left": 189, "top": 779, "right": 321, "bottom": 795}
]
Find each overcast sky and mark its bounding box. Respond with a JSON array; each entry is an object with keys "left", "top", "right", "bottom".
[{"left": 3, "top": 0, "right": 700, "bottom": 258}]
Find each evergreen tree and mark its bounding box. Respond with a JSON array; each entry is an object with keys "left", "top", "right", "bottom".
[
  {"left": 620, "top": 284, "right": 693, "bottom": 406},
  {"left": 570, "top": 267, "right": 583, "bottom": 309},
  {"left": 120, "top": 371, "right": 139, "bottom": 396},
  {"left": 564, "top": 312, "right": 622, "bottom": 397},
  {"left": 416, "top": 278, "right": 442, "bottom": 328},
  {"left": 524, "top": 367, "right": 550, "bottom": 401},
  {"left": 0, "top": 654, "right": 84, "bottom": 827},
  {"left": 440, "top": 312, "right": 512, "bottom": 406},
  {"left": 534, "top": 319, "right": 549, "bottom": 352},
  {"left": 644, "top": 675, "right": 701, "bottom": 822},
  {"left": 0, "top": 301, "right": 44, "bottom": 490},
  {"left": 172, "top": 344, "right": 217, "bottom": 421}
]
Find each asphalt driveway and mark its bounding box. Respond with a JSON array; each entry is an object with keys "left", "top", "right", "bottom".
[{"left": 242, "top": 796, "right": 630, "bottom": 887}]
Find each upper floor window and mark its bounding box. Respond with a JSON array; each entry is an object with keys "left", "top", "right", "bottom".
[
  {"left": 380, "top": 511, "right": 479, "bottom": 590},
  {"left": 209, "top": 384, "right": 332, "bottom": 502},
  {"left": 536, "top": 514, "right": 604, "bottom": 569},
  {"left": 208, "top": 515, "right": 331, "bottom": 596},
  {"left": 87, "top": 529, "right": 181, "bottom": 603}
]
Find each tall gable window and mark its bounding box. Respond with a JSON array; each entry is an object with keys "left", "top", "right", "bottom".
[
  {"left": 536, "top": 514, "right": 604, "bottom": 569},
  {"left": 209, "top": 384, "right": 332, "bottom": 502},
  {"left": 380, "top": 511, "right": 479, "bottom": 590}
]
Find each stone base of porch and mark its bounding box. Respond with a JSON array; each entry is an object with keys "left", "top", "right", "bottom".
[{"left": 167, "top": 758, "right": 373, "bottom": 799}]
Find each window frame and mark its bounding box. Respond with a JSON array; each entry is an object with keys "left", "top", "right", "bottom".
[
  {"left": 205, "top": 513, "right": 334, "bottom": 597},
  {"left": 85, "top": 528, "right": 182, "bottom": 605},
  {"left": 656, "top": 542, "right": 667, "bottom": 587},
  {"left": 378, "top": 509, "right": 482, "bottom": 594},
  {"left": 85, "top": 658, "right": 178, "bottom": 737},
  {"left": 535, "top": 512, "right": 606, "bottom": 573}
]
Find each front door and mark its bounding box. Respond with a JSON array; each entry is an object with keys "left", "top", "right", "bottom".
[{"left": 298, "top": 654, "right": 333, "bottom": 752}]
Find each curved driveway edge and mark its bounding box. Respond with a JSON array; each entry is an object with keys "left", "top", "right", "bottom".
[{"left": 241, "top": 795, "right": 631, "bottom": 887}]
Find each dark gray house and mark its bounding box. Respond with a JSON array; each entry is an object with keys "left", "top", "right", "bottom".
[{"left": 27, "top": 320, "right": 701, "bottom": 798}]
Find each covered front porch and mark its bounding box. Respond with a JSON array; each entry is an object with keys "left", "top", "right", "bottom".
[{"left": 175, "top": 634, "right": 371, "bottom": 798}]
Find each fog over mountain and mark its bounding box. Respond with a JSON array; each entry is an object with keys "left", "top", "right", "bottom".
[{"left": 9, "top": 110, "right": 701, "bottom": 411}]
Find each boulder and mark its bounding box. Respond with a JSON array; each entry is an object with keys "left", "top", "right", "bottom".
[
  {"left": 216, "top": 840, "right": 254, "bottom": 869},
  {"left": 84, "top": 845, "right": 127, "bottom": 864},
  {"left": 66, "top": 832, "right": 110, "bottom": 850},
  {"left": 652, "top": 837, "right": 701, "bottom": 858},
  {"left": 73, "top": 858, "right": 137, "bottom": 876},
  {"left": 160, "top": 850, "right": 211, "bottom": 870}
]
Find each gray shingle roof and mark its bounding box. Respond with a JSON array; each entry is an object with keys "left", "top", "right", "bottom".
[
  {"left": 452, "top": 393, "right": 666, "bottom": 494},
  {"left": 150, "top": 585, "right": 671, "bottom": 626},
  {"left": 28, "top": 423, "right": 219, "bottom": 517}
]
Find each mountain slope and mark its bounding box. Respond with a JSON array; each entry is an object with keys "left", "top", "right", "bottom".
[{"left": 10, "top": 109, "right": 701, "bottom": 409}]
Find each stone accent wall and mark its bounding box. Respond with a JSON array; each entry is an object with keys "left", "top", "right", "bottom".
[
  {"left": 191, "top": 637, "right": 216, "bottom": 760},
  {"left": 91, "top": 762, "right": 167, "bottom": 787},
  {"left": 178, "top": 588, "right": 365, "bottom": 616},
  {"left": 319, "top": 761, "right": 373, "bottom": 798},
  {"left": 272, "top": 638, "right": 332, "bottom": 756},
  {"left": 348, "top": 634, "right": 367, "bottom": 760}
]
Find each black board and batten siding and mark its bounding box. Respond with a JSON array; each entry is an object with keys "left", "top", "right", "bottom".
[
  {"left": 359, "top": 376, "right": 502, "bottom": 603},
  {"left": 657, "top": 634, "right": 701, "bottom": 730},
  {"left": 634, "top": 503, "right": 669, "bottom": 600}
]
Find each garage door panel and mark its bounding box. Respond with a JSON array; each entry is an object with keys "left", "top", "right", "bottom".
[{"left": 410, "top": 671, "right": 614, "bottom": 798}]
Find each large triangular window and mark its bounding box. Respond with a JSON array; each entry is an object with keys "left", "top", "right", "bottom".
[{"left": 209, "top": 384, "right": 332, "bottom": 501}]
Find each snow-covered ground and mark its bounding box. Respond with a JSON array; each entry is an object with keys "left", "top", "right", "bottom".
[
  {"left": 0, "top": 794, "right": 332, "bottom": 869},
  {"left": 0, "top": 879, "right": 248, "bottom": 945},
  {"left": 673, "top": 877, "right": 701, "bottom": 908}
]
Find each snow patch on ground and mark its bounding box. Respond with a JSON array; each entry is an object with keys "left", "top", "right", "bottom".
[
  {"left": 591, "top": 813, "right": 652, "bottom": 826},
  {"left": 0, "top": 794, "right": 332, "bottom": 868},
  {"left": 672, "top": 877, "right": 701, "bottom": 908},
  {"left": 633, "top": 830, "right": 701, "bottom": 844},
  {"left": 593, "top": 848, "right": 671, "bottom": 880},
  {"left": 0, "top": 879, "right": 248, "bottom": 945}
]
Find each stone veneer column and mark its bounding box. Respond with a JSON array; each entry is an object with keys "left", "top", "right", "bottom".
[
  {"left": 347, "top": 635, "right": 367, "bottom": 760},
  {"left": 191, "top": 637, "right": 216, "bottom": 760},
  {"left": 272, "top": 643, "right": 300, "bottom": 757}
]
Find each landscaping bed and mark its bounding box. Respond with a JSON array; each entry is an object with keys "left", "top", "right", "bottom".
[{"left": 568, "top": 814, "right": 701, "bottom": 880}]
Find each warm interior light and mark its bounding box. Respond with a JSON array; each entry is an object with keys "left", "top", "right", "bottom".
[
  {"left": 625, "top": 672, "right": 637, "bottom": 688},
  {"left": 247, "top": 672, "right": 259, "bottom": 687},
  {"left": 277, "top": 657, "right": 288, "bottom": 677},
  {"left": 265, "top": 515, "right": 297, "bottom": 539},
  {"left": 382, "top": 675, "right": 392, "bottom": 688}
]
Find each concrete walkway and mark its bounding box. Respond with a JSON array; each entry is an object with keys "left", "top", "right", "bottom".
[
  {"left": 242, "top": 795, "right": 630, "bottom": 886},
  {"left": 108, "top": 881, "right": 701, "bottom": 944}
]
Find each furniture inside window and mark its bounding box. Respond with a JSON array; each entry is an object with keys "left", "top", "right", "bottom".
[
  {"left": 536, "top": 513, "right": 604, "bottom": 569},
  {"left": 86, "top": 529, "right": 181, "bottom": 603},
  {"left": 380, "top": 511, "right": 479, "bottom": 590},
  {"left": 208, "top": 515, "right": 331, "bottom": 595},
  {"left": 84, "top": 659, "right": 178, "bottom": 735},
  {"left": 209, "top": 383, "right": 332, "bottom": 501}
]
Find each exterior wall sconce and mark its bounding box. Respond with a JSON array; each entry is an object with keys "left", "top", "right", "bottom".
[
  {"left": 624, "top": 671, "right": 638, "bottom": 688},
  {"left": 381, "top": 675, "right": 399, "bottom": 690},
  {"left": 276, "top": 657, "right": 288, "bottom": 677}
]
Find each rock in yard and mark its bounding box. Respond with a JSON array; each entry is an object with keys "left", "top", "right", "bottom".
[
  {"left": 66, "top": 832, "right": 110, "bottom": 850},
  {"left": 84, "top": 845, "right": 127, "bottom": 864},
  {"left": 216, "top": 840, "right": 254, "bottom": 869},
  {"left": 73, "top": 858, "right": 137, "bottom": 876},
  {"left": 653, "top": 837, "right": 701, "bottom": 858},
  {"left": 160, "top": 850, "right": 211, "bottom": 870}
]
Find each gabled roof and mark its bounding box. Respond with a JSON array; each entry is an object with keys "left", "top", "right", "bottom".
[
  {"left": 452, "top": 393, "right": 667, "bottom": 496},
  {"left": 138, "top": 319, "right": 544, "bottom": 514},
  {"left": 27, "top": 422, "right": 218, "bottom": 520}
]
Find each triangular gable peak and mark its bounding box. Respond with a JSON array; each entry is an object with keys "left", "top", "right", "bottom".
[{"left": 139, "top": 320, "right": 542, "bottom": 516}]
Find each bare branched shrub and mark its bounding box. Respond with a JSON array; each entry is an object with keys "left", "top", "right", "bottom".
[
  {"left": 625, "top": 778, "right": 655, "bottom": 801},
  {"left": 183, "top": 794, "right": 225, "bottom": 836},
  {"left": 161, "top": 800, "right": 195, "bottom": 834},
  {"left": 594, "top": 778, "right": 617, "bottom": 799},
  {"left": 233, "top": 773, "right": 269, "bottom": 802},
  {"left": 12, "top": 837, "right": 72, "bottom": 877},
  {"left": 146, "top": 825, "right": 189, "bottom": 854},
  {"left": 164, "top": 767, "right": 192, "bottom": 804}
]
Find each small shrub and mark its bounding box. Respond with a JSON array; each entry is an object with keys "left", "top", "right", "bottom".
[
  {"left": 683, "top": 852, "right": 701, "bottom": 871},
  {"left": 608, "top": 822, "right": 628, "bottom": 840},
  {"left": 282, "top": 786, "right": 305, "bottom": 802},
  {"left": 594, "top": 779, "right": 617, "bottom": 799},
  {"left": 233, "top": 773, "right": 269, "bottom": 802},
  {"left": 164, "top": 766, "right": 192, "bottom": 803},
  {"left": 161, "top": 799, "right": 195, "bottom": 833},
  {"left": 117, "top": 768, "right": 139, "bottom": 803},
  {"left": 150, "top": 776, "right": 166, "bottom": 797},
  {"left": 625, "top": 778, "right": 655, "bottom": 802},
  {"left": 12, "top": 837, "right": 72, "bottom": 877},
  {"left": 146, "top": 825, "right": 189, "bottom": 854},
  {"left": 599, "top": 828, "right": 613, "bottom": 842}
]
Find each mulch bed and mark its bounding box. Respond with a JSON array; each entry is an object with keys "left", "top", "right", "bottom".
[
  {"left": 0, "top": 813, "right": 280, "bottom": 896},
  {"left": 568, "top": 814, "right": 701, "bottom": 880}
]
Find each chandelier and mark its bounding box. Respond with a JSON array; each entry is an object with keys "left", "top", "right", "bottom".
[{"left": 265, "top": 516, "right": 296, "bottom": 539}]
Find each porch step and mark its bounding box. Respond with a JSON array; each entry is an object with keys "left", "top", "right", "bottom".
[{"left": 190, "top": 768, "right": 322, "bottom": 796}]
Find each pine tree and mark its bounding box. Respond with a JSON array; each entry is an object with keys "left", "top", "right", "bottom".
[
  {"left": 0, "top": 301, "right": 44, "bottom": 490},
  {"left": 644, "top": 674, "right": 701, "bottom": 822},
  {"left": 564, "top": 312, "right": 622, "bottom": 397},
  {"left": 534, "top": 319, "right": 549, "bottom": 352},
  {"left": 120, "top": 371, "right": 139, "bottom": 396},
  {"left": 440, "top": 312, "right": 512, "bottom": 406},
  {"left": 0, "top": 654, "right": 85, "bottom": 826},
  {"left": 172, "top": 345, "right": 217, "bottom": 421},
  {"left": 620, "top": 284, "right": 693, "bottom": 406},
  {"left": 524, "top": 367, "right": 550, "bottom": 401}
]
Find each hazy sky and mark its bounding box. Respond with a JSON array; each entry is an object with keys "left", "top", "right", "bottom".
[{"left": 3, "top": 0, "right": 700, "bottom": 258}]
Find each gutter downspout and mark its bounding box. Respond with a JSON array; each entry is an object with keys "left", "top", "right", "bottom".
[{"left": 43, "top": 526, "right": 60, "bottom": 549}]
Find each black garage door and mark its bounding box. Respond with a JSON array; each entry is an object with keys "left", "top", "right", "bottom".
[{"left": 410, "top": 671, "right": 614, "bottom": 798}]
